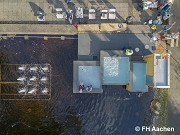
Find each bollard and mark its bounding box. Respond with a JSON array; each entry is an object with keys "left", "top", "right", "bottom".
[
  {"left": 60, "top": 36, "right": 65, "bottom": 40},
  {"left": 24, "top": 35, "right": 29, "bottom": 40},
  {"left": 2, "top": 36, "right": 7, "bottom": 39},
  {"left": 44, "top": 36, "right": 48, "bottom": 40}
]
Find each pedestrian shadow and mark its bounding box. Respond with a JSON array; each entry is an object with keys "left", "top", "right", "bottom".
[
  {"left": 132, "top": 0, "right": 142, "bottom": 3},
  {"left": 46, "top": 0, "right": 54, "bottom": 5},
  {"left": 96, "top": 0, "right": 105, "bottom": 6},
  {"left": 29, "top": 2, "right": 45, "bottom": 16},
  {"left": 89, "top": 0, "right": 98, "bottom": 6},
  {"left": 50, "top": 0, "right": 67, "bottom": 12},
  {"left": 75, "top": 0, "right": 88, "bottom": 8},
  {"left": 65, "top": 1, "right": 76, "bottom": 11}
]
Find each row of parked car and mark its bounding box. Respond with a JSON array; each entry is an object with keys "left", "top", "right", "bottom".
[
  {"left": 56, "top": 7, "right": 116, "bottom": 20},
  {"left": 36, "top": 7, "right": 116, "bottom": 23}
]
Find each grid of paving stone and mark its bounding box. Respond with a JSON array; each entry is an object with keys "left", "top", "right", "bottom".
[
  {"left": 0, "top": 0, "right": 160, "bottom": 25},
  {"left": 0, "top": 0, "right": 130, "bottom": 24}
]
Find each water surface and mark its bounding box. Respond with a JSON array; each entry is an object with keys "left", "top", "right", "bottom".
[{"left": 0, "top": 35, "right": 154, "bottom": 135}]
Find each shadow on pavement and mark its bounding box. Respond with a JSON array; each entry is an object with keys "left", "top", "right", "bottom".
[
  {"left": 29, "top": 2, "right": 45, "bottom": 16},
  {"left": 103, "top": 0, "right": 125, "bottom": 22}
]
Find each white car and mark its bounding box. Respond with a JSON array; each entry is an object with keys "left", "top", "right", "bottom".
[
  {"left": 56, "top": 8, "right": 64, "bottom": 19},
  {"left": 108, "top": 9, "right": 116, "bottom": 19},
  {"left": 89, "top": 9, "right": 96, "bottom": 19},
  {"left": 101, "top": 10, "right": 108, "bottom": 20}
]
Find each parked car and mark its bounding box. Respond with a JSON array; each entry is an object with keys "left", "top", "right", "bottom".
[
  {"left": 56, "top": 8, "right": 64, "bottom": 19},
  {"left": 108, "top": 9, "right": 116, "bottom": 19}
]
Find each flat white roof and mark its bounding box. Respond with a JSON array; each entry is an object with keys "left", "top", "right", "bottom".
[{"left": 154, "top": 54, "right": 170, "bottom": 88}]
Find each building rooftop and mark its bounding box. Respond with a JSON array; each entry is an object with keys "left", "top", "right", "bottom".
[
  {"left": 76, "top": 34, "right": 170, "bottom": 93},
  {"left": 78, "top": 33, "right": 154, "bottom": 61},
  {"left": 79, "top": 66, "right": 100, "bottom": 88},
  {"left": 144, "top": 53, "right": 170, "bottom": 89},
  {"left": 73, "top": 61, "right": 102, "bottom": 93},
  {"left": 100, "top": 50, "right": 130, "bottom": 85},
  {"left": 130, "top": 62, "right": 148, "bottom": 92},
  {"left": 154, "top": 54, "right": 170, "bottom": 88}
]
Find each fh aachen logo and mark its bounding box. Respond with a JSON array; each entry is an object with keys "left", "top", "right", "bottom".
[{"left": 135, "top": 126, "right": 174, "bottom": 132}]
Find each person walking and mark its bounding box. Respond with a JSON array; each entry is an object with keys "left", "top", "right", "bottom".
[{"left": 125, "top": 16, "right": 133, "bottom": 24}]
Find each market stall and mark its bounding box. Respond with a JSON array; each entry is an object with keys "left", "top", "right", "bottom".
[{"left": 143, "top": 1, "right": 158, "bottom": 10}]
